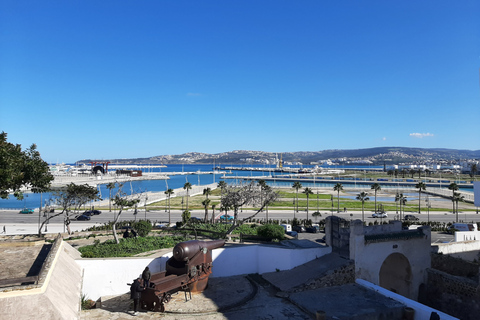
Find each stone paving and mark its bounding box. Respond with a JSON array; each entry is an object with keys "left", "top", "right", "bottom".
[{"left": 80, "top": 275, "right": 310, "bottom": 320}]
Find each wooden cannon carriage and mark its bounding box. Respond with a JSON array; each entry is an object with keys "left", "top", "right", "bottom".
[{"left": 140, "top": 239, "right": 225, "bottom": 312}]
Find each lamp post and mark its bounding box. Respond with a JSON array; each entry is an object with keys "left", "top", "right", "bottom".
[{"left": 426, "top": 196, "right": 430, "bottom": 223}]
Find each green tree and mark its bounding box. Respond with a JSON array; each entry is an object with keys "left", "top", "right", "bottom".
[
  {"left": 470, "top": 163, "right": 478, "bottom": 179},
  {"left": 183, "top": 182, "right": 192, "bottom": 210},
  {"left": 182, "top": 209, "right": 191, "bottom": 224},
  {"left": 39, "top": 183, "right": 100, "bottom": 236},
  {"left": 0, "top": 132, "right": 53, "bottom": 200},
  {"left": 111, "top": 183, "right": 141, "bottom": 243},
  {"left": 292, "top": 181, "right": 302, "bottom": 218},
  {"left": 333, "top": 183, "right": 343, "bottom": 213},
  {"left": 415, "top": 182, "right": 427, "bottom": 213},
  {"left": 370, "top": 183, "right": 381, "bottom": 213},
  {"left": 164, "top": 188, "right": 174, "bottom": 225},
  {"left": 217, "top": 180, "right": 227, "bottom": 214},
  {"left": 448, "top": 183, "right": 459, "bottom": 215},
  {"left": 221, "top": 182, "right": 278, "bottom": 235},
  {"left": 303, "top": 187, "right": 313, "bottom": 221},
  {"left": 356, "top": 191, "right": 370, "bottom": 222}
]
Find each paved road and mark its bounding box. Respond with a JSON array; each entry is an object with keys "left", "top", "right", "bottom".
[{"left": 2, "top": 207, "right": 478, "bottom": 226}]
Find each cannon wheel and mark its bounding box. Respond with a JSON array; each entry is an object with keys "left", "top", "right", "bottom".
[{"left": 153, "top": 302, "right": 165, "bottom": 313}]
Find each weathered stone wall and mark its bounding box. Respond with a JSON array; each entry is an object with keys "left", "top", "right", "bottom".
[
  {"left": 292, "top": 262, "right": 355, "bottom": 293},
  {"left": 424, "top": 268, "right": 480, "bottom": 320},
  {"left": 431, "top": 253, "right": 479, "bottom": 281}
]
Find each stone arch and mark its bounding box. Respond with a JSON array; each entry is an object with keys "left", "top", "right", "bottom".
[{"left": 379, "top": 252, "right": 412, "bottom": 297}]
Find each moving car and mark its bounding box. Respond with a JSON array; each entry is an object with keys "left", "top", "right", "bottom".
[
  {"left": 220, "top": 215, "right": 234, "bottom": 221},
  {"left": 19, "top": 208, "right": 34, "bottom": 214},
  {"left": 404, "top": 215, "right": 419, "bottom": 221},
  {"left": 372, "top": 212, "right": 388, "bottom": 218},
  {"left": 76, "top": 214, "right": 91, "bottom": 221},
  {"left": 83, "top": 210, "right": 101, "bottom": 216}
]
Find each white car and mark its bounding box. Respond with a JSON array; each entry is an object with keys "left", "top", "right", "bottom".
[{"left": 372, "top": 212, "right": 388, "bottom": 218}]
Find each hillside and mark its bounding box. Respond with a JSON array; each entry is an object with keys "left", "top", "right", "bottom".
[{"left": 78, "top": 147, "right": 480, "bottom": 165}]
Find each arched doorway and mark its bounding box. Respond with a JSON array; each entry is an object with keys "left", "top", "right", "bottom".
[{"left": 379, "top": 252, "right": 412, "bottom": 297}]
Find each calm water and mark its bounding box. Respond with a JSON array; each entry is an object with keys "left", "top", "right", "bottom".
[{"left": 1, "top": 164, "right": 473, "bottom": 209}]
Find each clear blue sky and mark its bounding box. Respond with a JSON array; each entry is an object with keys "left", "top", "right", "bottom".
[{"left": 1, "top": 1, "right": 479, "bottom": 163}]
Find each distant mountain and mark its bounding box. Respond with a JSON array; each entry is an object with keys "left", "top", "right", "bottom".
[{"left": 77, "top": 147, "right": 480, "bottom": 165}]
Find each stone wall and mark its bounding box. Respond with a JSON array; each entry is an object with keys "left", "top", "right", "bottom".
[
  {"left": 291, "top": 262, "right": 355, "bottom": 293},
  {"left": 424, "top": 268, "right": 480, "bottom": 320},
  {"left": 431, "top": 253, "right": 479, "bottom": 281}
]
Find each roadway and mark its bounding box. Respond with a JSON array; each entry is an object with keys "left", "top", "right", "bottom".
[{"left": 0, "top": 207, "right": 473, "bottom": 237}]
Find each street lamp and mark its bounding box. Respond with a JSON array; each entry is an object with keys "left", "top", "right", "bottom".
[{"left": 426, "top": 196, "right": 431, "bottom": 223}]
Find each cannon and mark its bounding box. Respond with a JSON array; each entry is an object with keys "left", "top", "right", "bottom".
[{"left": 139, "top": 239, "right": 225, "bottom": 312}]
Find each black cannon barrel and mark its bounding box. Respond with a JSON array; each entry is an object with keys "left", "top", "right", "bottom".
[{"left": 172, "top": 239, "right": 225, "bottom": 261}]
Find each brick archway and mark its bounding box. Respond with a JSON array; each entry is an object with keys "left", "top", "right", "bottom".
[{"left": 379, "top": 252, "right": 412, "bottom": 297}]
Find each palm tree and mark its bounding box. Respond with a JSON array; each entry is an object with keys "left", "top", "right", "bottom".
[
  {"left": 409, "top": 169, "right": 416, "bottom": 178},
  {"left": 292, "top": 181, "right": 302, "bottom": 218},
  {"left": 396, "top": 193, "right": 407, "bottom": 220},
  {"left": 448, "top": 183, "right": 459, "bottom": 214},
  {"left": 453, "top": 192, "right": 465, "bottom": 223},
  {"left": 211, "top": 204, "right": 216, "bottom": 223},
  {"left": 333, "top": 183, "right": 343, "bottom": 213},
  {"left": 415, "top": 182, "right": 426, "bottom": 213},
  {"left": 303, "top": 187, "right": 313, "bottom": 221},
  {"left": 183, "top": 182, "right": 192, "bottom": 210},
  {"left": 356, "top": 191, "right": 370, "bottom": 222},
  {"left": 203, "top": 187, "right": 212, "bottom": 200},
  {"left": 164, "top": 188, "right": 174, "bottom": 225},
  {"left": 202, "top": 199, "right": 211, "bottom": 222},
  {"left": 106, "top": 182, "right": 116, "bottom": 212},
  {"left": 370, "top": 183, "right": 381, "bottom": 213}
]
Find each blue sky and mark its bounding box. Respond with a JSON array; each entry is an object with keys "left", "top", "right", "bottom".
[{"left": 1, "top": 1, "right": 479, "bottom": 163}]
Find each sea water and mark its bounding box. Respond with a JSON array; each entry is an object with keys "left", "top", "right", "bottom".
[{"left": 0, "top": 164, "right": 472, "bottom": 209}]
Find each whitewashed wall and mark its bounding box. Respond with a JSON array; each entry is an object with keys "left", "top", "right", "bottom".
[
  {"left": 432, "top": 239, "right": 480, "bottom": 262},
  {"left": 77, "top": 244, "right": 330, "bottom": 301},
  {"left": 356, "top": 279, "right": 459, "bottom": 320}
]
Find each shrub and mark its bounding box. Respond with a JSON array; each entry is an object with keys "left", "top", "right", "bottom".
[
  {"left": 133, "top": 220, "right": 152, "bottom": 237},
  {"left": 182, "top": 210, "right": 191, "bottom": 224},
  {"left": 257, "top": 224, "right": 285, "bottom": 241}
]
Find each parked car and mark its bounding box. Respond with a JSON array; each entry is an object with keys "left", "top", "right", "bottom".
[
  {"left": 404, "top": 215, "right": 419, "bottom": 221},
  {"left": 372, "top": 212, "right": 388, "bottom": 218},
  {"left": 292, "top": 225, "right": 306, "bottom": 233},
  {"left": 190, "top": 217, "right": 202, "bottom": 223},
  {"left": 19, "top": 208, "right": 34, "bottom": 214},
  {"left": 286, "top": 231, "right": 298, "bottom": 238},
  {"left": 76, "top": 214, "right": 91, "bottom": 221},
  {"left": 306, "top": 226, "right": 320, "bottom": 233}
]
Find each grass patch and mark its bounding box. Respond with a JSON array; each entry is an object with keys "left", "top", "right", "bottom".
[{"left": 78, "top": 235, "right": 188, "bottom": 258}]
